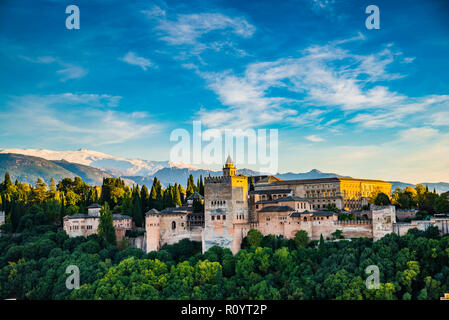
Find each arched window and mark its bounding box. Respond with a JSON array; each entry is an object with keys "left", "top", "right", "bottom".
[{"left": 172, "top": 221, "right": 176, "bottom": 230}]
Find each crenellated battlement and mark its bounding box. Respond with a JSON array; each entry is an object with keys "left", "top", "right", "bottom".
[
  {"left": 334, "top": 219, "right": 372, "bottom": 225},
  {"left": 205, "top": 176, "right": 232, "bottom": 183}
]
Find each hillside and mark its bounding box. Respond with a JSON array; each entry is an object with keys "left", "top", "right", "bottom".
[
  {"left": 2, "top": 148, "right": 449, "bottom": 192},
  {"left": 0, "top": 153, "right": 112, "bottom": 186},
  {"left": 51, "top": 159, "right": 113, "bottom": 185},
  {"left": 0, "top": 153, "right": 76, "bottom": 185}
]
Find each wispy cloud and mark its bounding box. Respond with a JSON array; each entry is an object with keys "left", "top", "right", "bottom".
[
  {"left": 143, "top": 9, "right": 255, "bottom": 57},
  {"left": 306, "top": 135, "right": 325, "bottom": 142},
  {"left": 20, "top": 55, "right": 87, "bottom": 81},
  {"left": 430, "top": 111, "right": 449, "bottom": 126},
  {"left": 191, "top": 39, "right": 449, "bottom": 130},
  {"left": 57, "top": 64, "right": 88, "bottom": 81},
  {"left": 0, "top": 94, "right": 159, "bottom": 146},
  {"left": 121, "top": 52, "right": 153, "bottom": 71}
]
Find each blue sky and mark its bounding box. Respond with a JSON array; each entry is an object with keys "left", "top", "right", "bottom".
[{"left": 0, "top": 0, "right": 449, "bottom": 183}]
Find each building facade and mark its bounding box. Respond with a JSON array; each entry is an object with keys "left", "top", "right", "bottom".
[
  {"left": 63, "top": 203, "right": 133, "bottom": 242},
  {"left": 253, "top": 177, "right": 392, "bottom": 211},
  {"left": 144, "top": 158, "right": 449, "bottom": 254}
]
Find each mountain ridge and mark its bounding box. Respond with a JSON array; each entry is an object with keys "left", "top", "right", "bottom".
[{"left": 1, "top": 148, "right": 448, "bottom": 193}]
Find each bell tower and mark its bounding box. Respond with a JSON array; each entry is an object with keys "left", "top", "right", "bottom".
[{"left": 223, "top": 155, "right": 236, "bottom": 177}]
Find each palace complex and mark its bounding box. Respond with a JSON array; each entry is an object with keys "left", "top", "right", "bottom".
[
  {"left": 62, "top": 157, "right": 449, "bottom": 254},
  {"left": 145, "top": 157, "right": 449, "bottom": 254}
]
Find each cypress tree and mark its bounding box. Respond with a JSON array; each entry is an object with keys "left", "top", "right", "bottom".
[
  {"left": 98, "top": 202, "right": 116, "bottom": 244},
  {"left": 173, "top": 184, "right": 182, "bottom": 207},
  {"left": 141, "top": 185, "right": 150, "bottom": 212},
  {"left": 186, "top": 174, "right": 195, "bottom": 197},
  {"left": 132, "top": 194, "right": 143, "bottom": 227},
  {"left": 199, "top": 175, "right": 204, "bottom": 196}
]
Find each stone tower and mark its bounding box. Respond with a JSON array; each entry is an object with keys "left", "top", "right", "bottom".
[
  {"left": 372, "top": 205, "right": 396, "bottom": 240},
  {"left": 145, "top": 209, "right": 162, "bottom": 252},
  {"left": 202, "top": 157, "right": 250, "bottom": 254},
  {"left": 223, "top": 155, "right": 237, "bottom": 177}
]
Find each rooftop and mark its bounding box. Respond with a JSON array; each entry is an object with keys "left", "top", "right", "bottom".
[
  {"left": 260, "top": 177, "right": 391, "bottom": 186},
  {"left": 186, "top": 192, "right": 203, "bottom": 201},
  {"left": 249, "top": 189, "right": 292, "bottom": 195},
  {"left": 258, "top": 205, "right": 295, "bottom": 213},
  {"left": 277, "top": 195, "right": 310, "bottom": 202}
]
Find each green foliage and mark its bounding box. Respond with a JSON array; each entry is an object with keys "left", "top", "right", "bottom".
[
  {"left": 98, "top": 203, "right": 116, "bottom": 245},
  {"left": 294, "top": 230, "right": 309, "bottom": 248},
  {"left": 246, "top": 229, "right": 263, "bottom": 247},
  {"left": 1, "top": 173, "right": 449, "bottom": 300},
  {"left": 374, "top": 192, "right": 391, "bottom": 206}
]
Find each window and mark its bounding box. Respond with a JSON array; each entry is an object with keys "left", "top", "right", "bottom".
[
  {"left": 172, "top": 221, "right": 176, "bottom": 230},
  {"left": 217, "top": 215, "right": 220, "bottom": 220},
  {"left": 211, "top": 216, "right": 215, "bottom": 221},
  {"left": 222, "top": 215, "right": 226, "bottom": 220}
]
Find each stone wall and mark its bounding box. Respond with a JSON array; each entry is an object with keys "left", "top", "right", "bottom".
[{"left": 372, "top": 205, "right": 396, "bottom": 240}]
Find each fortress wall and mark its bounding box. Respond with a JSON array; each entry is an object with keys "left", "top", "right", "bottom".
[
  {"left": 159, "top": 214, "right": 189, "bottom": 245},
  {"left": 311, "top": 218, "right": 338, "bottom": 240},
  {"left": 311, "top": 219, "right": 373, "bottom": 240},
  {"left": 337, "top": 221, "right": 373, "bottom": 238}
]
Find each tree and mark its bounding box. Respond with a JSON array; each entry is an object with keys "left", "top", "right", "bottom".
[
  {"left": 140, "top": 185, "right": 150, "bottom": 212},
  {"left": 49, "top": 178, "right": 56, "bottom": 193},
  {"left": 374, "top": 192, "right": 391, "bottom": 206},
  {"left": 192, "top": 196, "right": 204, "bottom": 213},
  {"left": 98, "top": 202, "right": 116, "bottom": 245},
  {"left": 173, "top": 184, "right": 182, "bottom": 207},
  {"left": 186, "top": 174, "right": 196, "bottom": 197},
  {"left": 324, "top": 203, "right": 340, "bottom": 213},
  {"left": 198, "top": 175, "right": 204, "bottom": 196},
  {"left": 249, "top": 177, "right": 255, "bottom": 191},
  {"left": 132, "top": 194, "right": 143, "bottom": 227},
  {"left": 246, "top": 229, "right": 263, "bottom": 247},
  {"left": 294, "top": 230, "right": 309, "bottom": 248},
  {"left": 33, "top": 178, "right": 48, "bottom": 203},
  {"left": 331, "top": 229, "right": 343, "bottom": 240},
  {"left": 1, "top": 172, "right": 12, "bottom": 191}
]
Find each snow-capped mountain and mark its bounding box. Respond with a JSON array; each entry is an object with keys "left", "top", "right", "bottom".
[{"left": 0, "top": 148, "right": 205, "bottom": 177}]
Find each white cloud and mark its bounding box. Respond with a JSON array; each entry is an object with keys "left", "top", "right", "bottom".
[
  {"left": 283, "top": 131, "right": 449, "bottom": 184},
  {"left": 191, "top": 40, "right": 449, "bottom": 131},
  {"left": 0, "top": 94, "right": 159, "bottom": 146},
  {"left": 403, "top": 57, "right": 416, "bottom": 64},
  {"left": 57, "top": 64, "right": 88, "bottom": 81},
  {"left": 306, "top": 135, "right": 324, "bottom": 142},
  {"left": 20, "top": 54, "right": 87, "bottom": 81},
  {"left": 121, "top": 52, "right": 153, "bottom": 71},
  {"left": 144, "top": 11, "right": 255, "bottom": 57},
  {"left": 430, "top": 111, "right": 449, "bottom": 126},
  {"left": 141, "top": 5, "right": 166, "bottom": 18},
  {"left": 398, "top": 127, "right": 438, "bottom": 141},
  {"left": 156, "top": 13, "right": 255, "bottom": 45}
]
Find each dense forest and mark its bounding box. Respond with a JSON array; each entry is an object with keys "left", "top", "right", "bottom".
[
  {"left": 0, "top": 225, "right": 448, "bottom": 300},
  {"left": 0, "top": 173, "right": 449, "bottom": 300},
  {"left": 0, "top": 172, "right": 205, "bottom": 233}
]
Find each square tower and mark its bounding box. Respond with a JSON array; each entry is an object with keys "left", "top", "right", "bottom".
[{"left": 203, "top": 157, "right": 250, "bottom": 254}]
